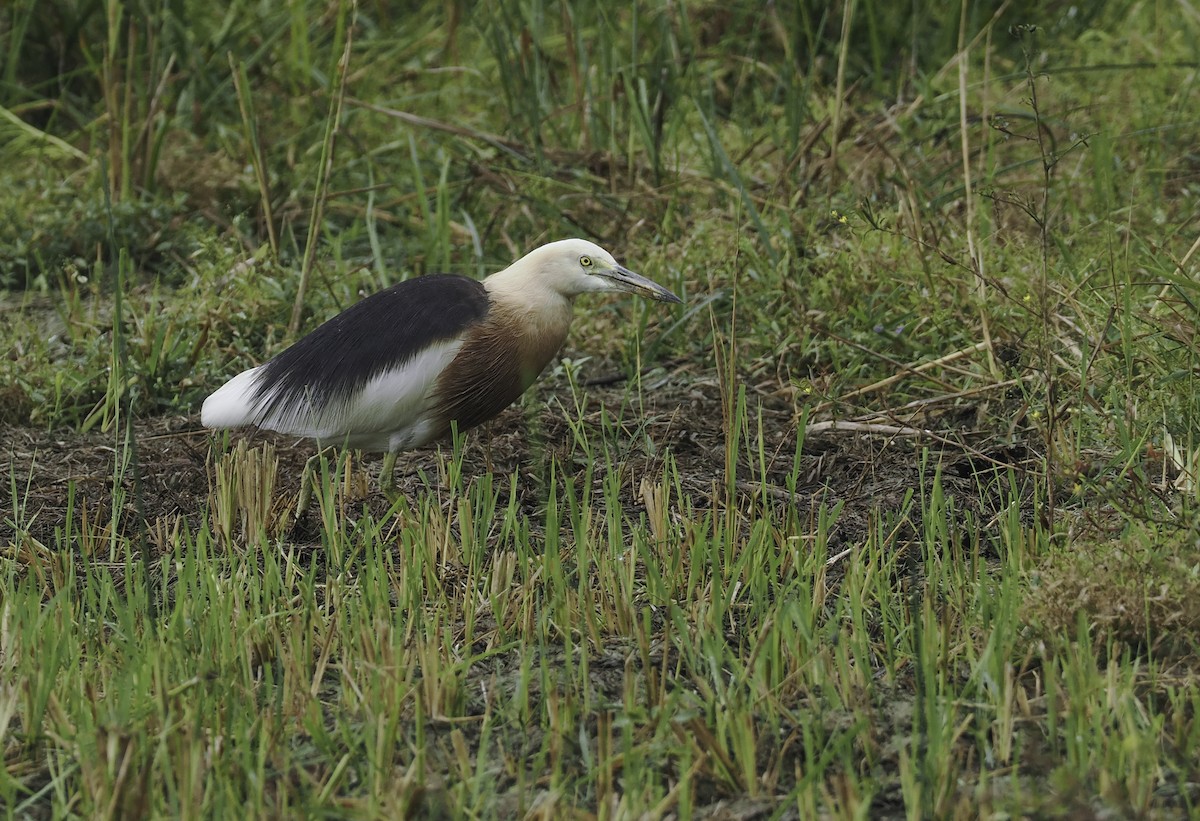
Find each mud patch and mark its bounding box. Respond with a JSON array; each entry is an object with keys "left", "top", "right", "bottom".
[{"left": 4, "top": 380, "right": 1036, "bottom": 558}]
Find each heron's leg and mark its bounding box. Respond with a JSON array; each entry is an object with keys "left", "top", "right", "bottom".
[
  {"left": 482, "top": 421, "right": 495, "bottom": 475},
  {"left": 379, "top": 450, "right": 399, "bottom": 500},
  {"left": 295, "top": 450, "right": 325, "bottom": 519}
]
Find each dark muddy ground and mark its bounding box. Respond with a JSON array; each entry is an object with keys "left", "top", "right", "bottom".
[{"left": 5, "top": 375, "right": 1039, "bottom": 559}]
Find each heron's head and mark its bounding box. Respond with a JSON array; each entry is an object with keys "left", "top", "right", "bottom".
[{"left": 506, "top": 238, "right": 682, "bottom": 303}]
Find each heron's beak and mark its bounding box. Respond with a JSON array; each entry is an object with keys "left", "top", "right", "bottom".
[{"left": 602, "top": 264, "right": 683, "bottom": 303}]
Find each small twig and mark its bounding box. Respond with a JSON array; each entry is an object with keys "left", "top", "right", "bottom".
[
  {"left": 805, "top": 420, "right": 933, "bottom": 437},
  {"left": 826, "top": 547, "right": 853, "bottom": 567},
  {"left": 814, "top": 341, "right": 992, "bottom": 414},
  {"left": 841, "top": 377, "right": 1027, "bottom": 423},
  {"left": 805, "top": 419, "right": 1025, "bottom": 471},
  {"left": 1150, "top": 229, "right": 1200, "bottom": 316},
  {"left": 809, "top": 324, "right": 965, "bottom": 398}
]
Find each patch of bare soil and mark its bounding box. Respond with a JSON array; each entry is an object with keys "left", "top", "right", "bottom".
[{"left": 5, "top": 378, "right": 1036, "bottom": 552}]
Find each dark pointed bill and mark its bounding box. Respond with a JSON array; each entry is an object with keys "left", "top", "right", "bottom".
[{"left": 602, "top": 264, "right": 683, "bottom": 303}]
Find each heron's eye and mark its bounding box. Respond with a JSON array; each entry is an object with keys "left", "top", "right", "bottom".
[{"left": 579, "top": 255, "right": 592, "bottom": 268}]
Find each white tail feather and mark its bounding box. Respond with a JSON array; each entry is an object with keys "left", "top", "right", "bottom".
[{"left": 200, "top": 366, "right": 264, "bottom": 428}]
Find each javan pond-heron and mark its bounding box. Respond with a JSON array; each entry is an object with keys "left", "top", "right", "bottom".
[{"left": 202, "top": 238, "right": 682, "bottom": 505}]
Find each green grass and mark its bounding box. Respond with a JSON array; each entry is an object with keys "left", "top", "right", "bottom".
[{"left": 4, "top": 0, "right": 1200, "bottom": 817}]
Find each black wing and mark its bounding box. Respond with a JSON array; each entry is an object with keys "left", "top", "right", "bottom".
[{"left": 251, "top": 274, "right": 490, "bottom": 421}]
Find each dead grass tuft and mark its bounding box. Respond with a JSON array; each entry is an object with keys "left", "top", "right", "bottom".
[
  {"left": 1025, "top": 527, "right": 1200, "bottom": 660},
  {"left": 0, "top": 384, "right": 33, "bottom": 425}
]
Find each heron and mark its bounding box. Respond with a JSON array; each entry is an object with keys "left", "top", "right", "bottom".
[{"left": 201, "top": 238, "right": 681, "bottom": 509}]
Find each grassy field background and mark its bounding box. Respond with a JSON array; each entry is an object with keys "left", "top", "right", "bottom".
[{"left": 3, "top": 0, "right": 1200, "bottom": 817}]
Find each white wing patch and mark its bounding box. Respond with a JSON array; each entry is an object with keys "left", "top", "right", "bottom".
[
  {"left": 201, "top": 340, "right": 465, "bottom": 452},
  {"left": 321, "top": 338, "right": 464, "bottom": 449}
]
